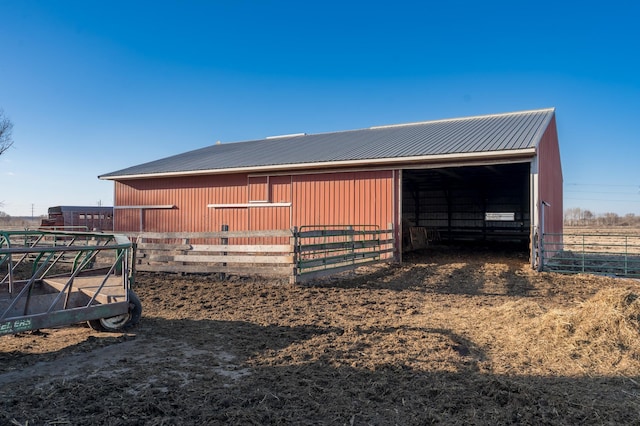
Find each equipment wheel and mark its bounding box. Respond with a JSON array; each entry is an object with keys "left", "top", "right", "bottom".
[
  {"left": 125, "top": 290, "right": 142, "bottom": 327},
  {"left": 88, "top": 290, "right": 142, "bottom": 332}
]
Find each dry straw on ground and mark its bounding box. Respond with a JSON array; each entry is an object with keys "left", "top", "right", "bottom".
[
  {"left": 476, "top": 286, "right": 640, "bottom": 376},
  {"left": 1, "top": 247, "right": 640, "bottom": 424}
]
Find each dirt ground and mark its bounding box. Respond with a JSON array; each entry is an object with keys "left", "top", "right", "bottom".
[{"left": 1, "top": 246, "right": 640, "bottom": 425}]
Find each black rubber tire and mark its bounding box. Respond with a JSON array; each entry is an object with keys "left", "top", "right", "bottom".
[
  {"left": 126, "top": 290, "right": 142, "bottom": 328},
  {"left": 87, "top": 289, "right": 142, "bottom": 332},
  {"left": 87, "top": 319, "right": 104, "bottom": 331},
  {"left": 88, "top": 312, "right": 130, "bottom": 332}
]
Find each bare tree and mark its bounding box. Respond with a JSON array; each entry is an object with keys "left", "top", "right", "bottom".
[
  {"left": 581, "top": 209, "right": 594, "bottom": 225},
  {"left": 0, "top": 109, "right": 14, "bottom": 156},
  {"left": 564, "top": 207, "right": 583, "bottom": 226},
  {"left": 602, "top": 212, "right": 620, "bottom": 226}
]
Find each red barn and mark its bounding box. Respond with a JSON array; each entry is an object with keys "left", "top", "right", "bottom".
[{"left": 99, "top": 108, "right": 562, "bottom": 268}]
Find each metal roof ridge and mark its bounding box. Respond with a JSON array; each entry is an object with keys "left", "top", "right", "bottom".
[
  {"left": 369, "top": 107, "right": 555, "bottom": 130},
  {"left": 213, "top": 108, "right": 555, "bottom": 144}
]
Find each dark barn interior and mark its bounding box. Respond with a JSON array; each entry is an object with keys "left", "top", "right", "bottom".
[{"left": 401, "top": 163, "right": 531, "bottom": 251}]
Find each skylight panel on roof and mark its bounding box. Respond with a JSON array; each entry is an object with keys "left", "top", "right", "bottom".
[{"left": 265, "top": 133, "right": 307, "bottom": 139}]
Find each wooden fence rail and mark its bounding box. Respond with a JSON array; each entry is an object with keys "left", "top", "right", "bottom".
[
  {"left": 135, "top": 230, "right": 295, "bottom": 278},
  {"left": 134, "top": 227, "right": 395, "bottom": 282}
]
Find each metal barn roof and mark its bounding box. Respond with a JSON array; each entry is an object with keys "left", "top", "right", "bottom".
[{"left": 99, "top": 108, "right": 555, "bottom": 180}]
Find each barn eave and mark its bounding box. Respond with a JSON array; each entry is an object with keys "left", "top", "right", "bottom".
[{"left": 98, "top": 147, "right": 537, "bottom": 181}]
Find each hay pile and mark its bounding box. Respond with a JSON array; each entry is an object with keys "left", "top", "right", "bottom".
[{"left": 478, "top": 286, "right": 640, "bottom": 376}]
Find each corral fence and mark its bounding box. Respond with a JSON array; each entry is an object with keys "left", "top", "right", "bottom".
[
  {"left": 134, "top": 230, "right": 294, "bottom": 278},
  {"left": 294, "top": 225, "right": 394, "bottom": 281},
  {"left": 134, "top": 226, "right": 395, "bottom": 283},
  {"left": 541, "top": 231, "right": 640, "bottom": 278}
]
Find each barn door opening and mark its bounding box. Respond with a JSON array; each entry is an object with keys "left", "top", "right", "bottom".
[{"left": 401, "top": 163, "right": 531, "bottom": 253}]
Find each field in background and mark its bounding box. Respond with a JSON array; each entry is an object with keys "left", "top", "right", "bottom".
[
  {"left": 543, "top": 226, "right": 640, "bottom": 277},
  {"left": 0, "top": 215, "right": 42, "bottom": 229},
  {"left": 558, "top": 226, "right": 640, "bottom": 256},
  {"left": 564, "top": 225, "right": 640, "bottom": 235}
]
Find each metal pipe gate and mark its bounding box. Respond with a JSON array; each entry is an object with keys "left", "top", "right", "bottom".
[
  {"left": 541, "top": 231, "right": 640, "bottom": 278},
  {"left": 293, "top": 225, "right": 394, "bottom": 281}
]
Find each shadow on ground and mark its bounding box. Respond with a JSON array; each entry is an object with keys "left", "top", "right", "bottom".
[{"left": 0, "top": 315, "right": 638, "bottom": 425}]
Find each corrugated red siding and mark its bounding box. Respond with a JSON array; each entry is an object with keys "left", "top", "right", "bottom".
[
  {"left": 113, "top": 170, "right": 395, "bottom": 234},
  {"left": 537, "top": 115, "right": 563, "bottom": 236},
  {"left": 291, "top": 170, "right": 393, "bottom": 230},
  {"left": 270, "top": 175, "right": 292, "bottom": 203},
  {"left": 114, "top": 174, "right": 248, "bottom": 232},
  {"left": 248, "top": 176, "right": 268, "bottom": 202}
]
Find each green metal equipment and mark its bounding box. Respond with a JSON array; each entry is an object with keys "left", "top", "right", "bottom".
[
  {"left": 541, "top": 231, "right": 640, "bottom": 278},
  {"left": 0, "top": 230, "right": 141, "bottom": 336}
]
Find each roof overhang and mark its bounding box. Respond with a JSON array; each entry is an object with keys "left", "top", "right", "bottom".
[{"left": 99, "top": 148, "right": 537, "bottom": 181}]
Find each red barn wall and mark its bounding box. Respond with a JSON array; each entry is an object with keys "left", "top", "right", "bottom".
[
  {"left": 537, "top": 114, "right": 563, "bottom": 236},
  {"left": 114, "top": 174, "right": 247, "bottom": 233},
  {"left": 291, "top": 170, "right": 394, "bottom": 230},
  {"left": 113, "top": 169, "right": 395, "bottom": 234}
]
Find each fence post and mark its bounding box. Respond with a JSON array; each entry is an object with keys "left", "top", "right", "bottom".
[
  {"left": 347, "top": 225, "right": 354, "bottom": 265},
  {"left": 219, "top": 224, "right": 228, "bottom": 280},
  {"left": 625, "top": 235, "right": 628, "bottom": 275},
  {"left": 581, "top": 235, "right": 585, "bottom": 273},
  {"left": 181, "top": 237, "right": 189, "bottom": 276},
  {"left": 290, "top": 227, "right": 298, "bottom": 284},
  {"left": 537, "top": 227, "right": 544, "bottom": 272}
]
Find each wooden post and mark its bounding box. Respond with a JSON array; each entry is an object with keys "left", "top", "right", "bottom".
[
  {"left": 219, "top": 224, "right": 228, "bottom": 280},
  {"left": 182, "top": 237, "right": 189, "bottom": 276}
]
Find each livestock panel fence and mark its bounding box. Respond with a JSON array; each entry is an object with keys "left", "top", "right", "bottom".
[
  {"left": 294, "top": 225, "right": 394, "bottom": 281},
  {"left": 133, "top": 226, "right": 395, "bottom": 283},
  {"left": 541, "top": 231, "right": 640, "bottom": 278}
]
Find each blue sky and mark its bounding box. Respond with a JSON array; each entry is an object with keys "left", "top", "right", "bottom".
[{"left": 1, "top": 0, "right": 639, "bottom": 217}]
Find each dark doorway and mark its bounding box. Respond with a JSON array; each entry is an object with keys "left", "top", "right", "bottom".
[{"left": 402, "top": 163, "right": 531, "bottom": 252}]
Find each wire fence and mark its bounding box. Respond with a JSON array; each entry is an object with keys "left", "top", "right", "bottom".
[{"left": 541, "top": 232, "right": 640, "bottom": 278}]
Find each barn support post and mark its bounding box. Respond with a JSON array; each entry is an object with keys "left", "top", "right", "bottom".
[
  {"left": 530, "top": 158, "right": 540, "bottom": 269},
  {"left": 394, "top": 169, "right": 402, "bottom": 263},
  {"left": 445, "top": 188, "right": 452, "bottom": 242},
  {"left": 538, "top": 201, "right": 550, "bottom": 271},
  {"left": 481, "top": 187, "right": 487, "bottom": 242},
  {"left": 409, "top": 182, "right": 420, "bottom": 227}
]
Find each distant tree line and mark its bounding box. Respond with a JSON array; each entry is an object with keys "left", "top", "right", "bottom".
[{"left": 564, "top": 208, "right": 640, "bottom": 227}]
